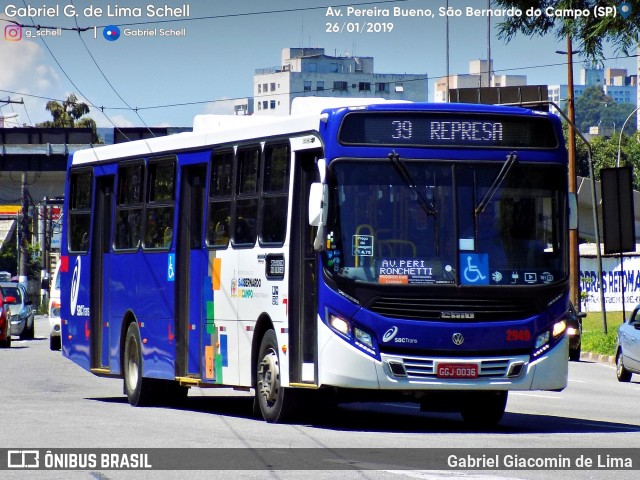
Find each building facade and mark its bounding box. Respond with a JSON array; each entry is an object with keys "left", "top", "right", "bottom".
[
  {"left": 549, "top": 67, "right": 637, "bottom": 113},
  {"left": 253, "top": 48, "right": 428, "bottom": 115},
  {"left": 433, "top": 60, "right": 527, "bottom": 102}
]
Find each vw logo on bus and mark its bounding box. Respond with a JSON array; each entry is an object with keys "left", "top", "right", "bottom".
[{"left": 452, "top": 333, "right": 465, "bottom": 346}]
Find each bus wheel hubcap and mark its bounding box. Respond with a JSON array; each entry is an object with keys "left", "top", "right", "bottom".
[{"left": 259, "top": 350, "right": 279, "bottom": 404}]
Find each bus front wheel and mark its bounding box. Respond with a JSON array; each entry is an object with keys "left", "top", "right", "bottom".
[
  {"left": 123, "top": 322, "right": 156, "bottom": 406},
  {"left": 255, "top": 330, "right": 297, "bottom": 423}
]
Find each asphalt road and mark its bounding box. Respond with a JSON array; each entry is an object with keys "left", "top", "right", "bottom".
[{"left": 1, "top": 315, "right": 639, "bottom": 480}]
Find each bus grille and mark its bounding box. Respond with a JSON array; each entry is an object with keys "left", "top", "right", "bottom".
[
  {"left": 401, "top": 357, "right": 511, "bottom": 379},
  {"left": 367, "top": 297, "right": 538, "bottom": 322}
]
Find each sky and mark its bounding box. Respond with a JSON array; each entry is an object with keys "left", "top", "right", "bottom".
[{"left": 0, "top": 0, "right": 637, "bottom": 129}]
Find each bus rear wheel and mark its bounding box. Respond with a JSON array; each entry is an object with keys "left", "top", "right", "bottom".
[
  {"left": 123, "top": 322, "right": 157, "bottom": 406},
  {"left": 255, "top": 330, "right": 297, "bottom": 423},
  {"left": 460, "top": 391, "right": 508, "bottom": 428}
]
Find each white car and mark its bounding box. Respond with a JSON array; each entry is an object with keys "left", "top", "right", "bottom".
[{"left": 48, "top": 264, "right": 61, "bottom": 351}]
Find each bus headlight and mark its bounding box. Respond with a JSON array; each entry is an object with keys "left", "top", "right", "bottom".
[
  {"left": 533, "top": 319, "right": 567, "bottom": 358},
  {"left": 329, "top": 315, "right": 350, "bottom": 337},
  {"left": 354, "top": 327, "right": 373, "bottom": 348},
  {"left": 327, "top": 313, "right": 377, "bottom": 356},
  {"left": 552, "top": 320, "right": 566, "bottom": 338},
  {"left": 534, "top": 331, "right": 550, "bottom": 350}
]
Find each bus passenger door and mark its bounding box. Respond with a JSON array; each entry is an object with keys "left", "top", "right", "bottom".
[
  {"left": 175, "top": 164, "right": 206, "bottom": 378},
  {"left": 289, "top": 149, "right": 321, "bottom": 384},
  {"left": 90, "top": 175, "right": 113, "bottom": 370}
]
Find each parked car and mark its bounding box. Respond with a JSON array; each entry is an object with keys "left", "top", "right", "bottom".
[
  {"left": 0, "top": 282, "right": 34, "bottom": 340},
  {"left": 566, "top": 302, "right": 586, "bottom": 361},
  {"left": 616, "top": 303, "right": 640, "bottom": 382},
  {"left": 0, "top": 286, "right": 15, "bottom": 348},
  {"left": 48, "top": 263, "right": 61, "bottom": 351}
]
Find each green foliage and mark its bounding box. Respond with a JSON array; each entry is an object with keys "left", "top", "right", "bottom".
[
  {"left": 574, "top": 85, "right": 637, "bottom": 135},
  {"left": 581, "top": 311, "right": 623, "bottom": 356},
  {"left": 565, "top": 123, "right": 640, "bottom": 190},
  {"left": 35, "top": 93, "right": 100, "bottom": 143},
  {"left": 494, "top": 0, "right": 640, "bottom": 61}
]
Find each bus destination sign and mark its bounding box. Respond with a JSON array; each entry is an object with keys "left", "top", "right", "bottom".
[{"left": 339, "top": 112, "right": 558, "bottom": 149}]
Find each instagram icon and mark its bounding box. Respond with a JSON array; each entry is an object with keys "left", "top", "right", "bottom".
[{"left": 4, "top": 24, "right": 22, "bottom": 41}]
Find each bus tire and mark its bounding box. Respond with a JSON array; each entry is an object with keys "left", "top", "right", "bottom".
[
  {"left": 255, "top": 330, "right": 296, "bottom": 423},
  {"left": 123, "top": 322, "right": 157, "bottom": 406},
  {"left": 460, "top": 391, "right": 507, "bottom": 428}
]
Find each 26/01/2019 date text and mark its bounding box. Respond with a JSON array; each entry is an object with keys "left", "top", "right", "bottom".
[{"left": 325, "top": 22, "right": 394, "bottom": 33}]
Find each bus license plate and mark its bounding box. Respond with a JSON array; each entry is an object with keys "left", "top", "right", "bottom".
[{"left": 437, "top": 363, "right": 478, "bottom": 379}]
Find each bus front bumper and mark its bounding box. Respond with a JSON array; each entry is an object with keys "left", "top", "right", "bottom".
[{"left": 317, "top": 318, "right": 568, "bottom": 392}]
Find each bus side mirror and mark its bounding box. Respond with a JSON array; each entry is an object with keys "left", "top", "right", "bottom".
[
  {"left": 309, "top": 182, "right": 327, "bottom": 227},
  {"left": 568, "top": 192, "right": 578, "bottom": 230},
  {"left": 309, "top": 182, "right": 328, "bottom": 250}
]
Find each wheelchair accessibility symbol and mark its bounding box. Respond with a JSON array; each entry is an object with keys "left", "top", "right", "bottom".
[
  {"left": 460, "top": 254, "right": 489, "bottom": 285},
  {"left": 167, "top": 253, "right": 175, "bottom": 282}
]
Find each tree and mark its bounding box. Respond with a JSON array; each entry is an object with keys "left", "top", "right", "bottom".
[
  {"left": 573, "top": 85, "right": 637, "bottom": 135},
  {"left": 494, "top": 0, "right": 640, "bottom": 61},
  {"left": 36, "top": 93, "right": 99, "bottom": 143}
]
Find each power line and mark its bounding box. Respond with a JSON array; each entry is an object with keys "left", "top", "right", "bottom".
[
  {"left": 68, "top": 0, "right": 155, "bottom": 137},
  {"left": 0, "top": 52, "right": 637, "bottom": 119},
  {"left": 17, "top": 0, "right": 134, "bottom": 141}
]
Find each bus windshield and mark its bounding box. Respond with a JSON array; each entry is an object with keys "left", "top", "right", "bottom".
[{"left": 323, "top": 159, "right": 567, "bottom": 287}]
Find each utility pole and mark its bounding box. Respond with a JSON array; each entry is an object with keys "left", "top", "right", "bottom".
[
  {"left": 0, "top": 97, "right": 24, "bottom": 127},
  {"left": 19, "top": 172, "right": 29, "bottom": 285},
  {"left": 566, "top": 37, "right": 580, "bottom": 311}
]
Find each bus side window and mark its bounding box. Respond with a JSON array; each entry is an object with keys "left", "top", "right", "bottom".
[
  {"left": 114, "top": 162, "right": 144, "bottom": 251},
  {"left": 68, "top": 170, "right": 93, "bottom": 254},
  {"left": 234, "top": 147, "right": 260, "bottom": 246},
  {"left": 207, "top": 152, "right": 233, "bottom": 248},
  {"left": 260, "top": 143, "right": 290, "bottom": 246},
  {"left": 144, "top": 158, "right": 175, "bottom": 250}
]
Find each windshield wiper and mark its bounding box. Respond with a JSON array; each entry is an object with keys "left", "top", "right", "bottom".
[
  {"left": 475, "top": 152, "right": 519, "bottom": 216},
  {"left": 388, "top": 150, "right": 438, "bottom": 216}
]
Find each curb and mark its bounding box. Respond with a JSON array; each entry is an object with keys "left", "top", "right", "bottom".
[{"left": 580, "top": 351, "right": 615, "bottom": 365}]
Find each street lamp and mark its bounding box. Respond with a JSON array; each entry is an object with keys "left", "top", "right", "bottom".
[
  {"left": 556, "top": 39, "right": 580, "bottom": 310},
  {"left": 617, "top": 106, "right": 640, "bottom": 167}
]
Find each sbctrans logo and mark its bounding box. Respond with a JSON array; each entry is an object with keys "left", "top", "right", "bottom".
[
  {"left": 382, "top": 326, "right": 398, "bottom": 343},
  {"left": 8, "top": 450, "right": 39, "bottom": 468}
]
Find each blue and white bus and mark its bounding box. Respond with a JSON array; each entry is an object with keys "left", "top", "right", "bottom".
[{"left": 61, "top": 99, "right": 570, "bottom": 426}]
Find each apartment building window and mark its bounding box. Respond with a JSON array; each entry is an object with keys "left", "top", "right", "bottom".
[
  {"left": 330, "top": 63, "right": 338, "bottom": 73},
  {"left": 258, "top": 84, "right": 262, "bottom": 94},
  {"left": 333, "top": 81, "right": 348, "bottom": 91},
  {"left": 270, "top": 83, "right": 276, "bottom": 91},
  {"left": 270, "top": 100, "right": 276, "bottom": 109},
  {"left": 359, "top": 82, "right": 371, "bottom": 91},
  {"left": 263, "top": 101, "right": 268, "bottom": 110},
  {"left": 262, "top": 83, "right": 268, "bottom": 93},
  {"left": 376, "top": 82, "right": 389, "bottom": 92},
  {"left": 395, "top": 82, "right": 404, "bottom": 92},
  {"left": 304, "top": 80, "right": 312, "bottom": 91},
  {"left": 317, "top": 81, "right": 324, "bottom": 91}
]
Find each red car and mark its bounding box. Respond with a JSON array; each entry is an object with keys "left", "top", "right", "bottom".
[{"left": 0, "top": 286, "right": 17, "bottom": 348}]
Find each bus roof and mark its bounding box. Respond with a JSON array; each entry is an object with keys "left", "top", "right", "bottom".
[{"left": 71, "top": 99, "right": 556, "bottom": 166}]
